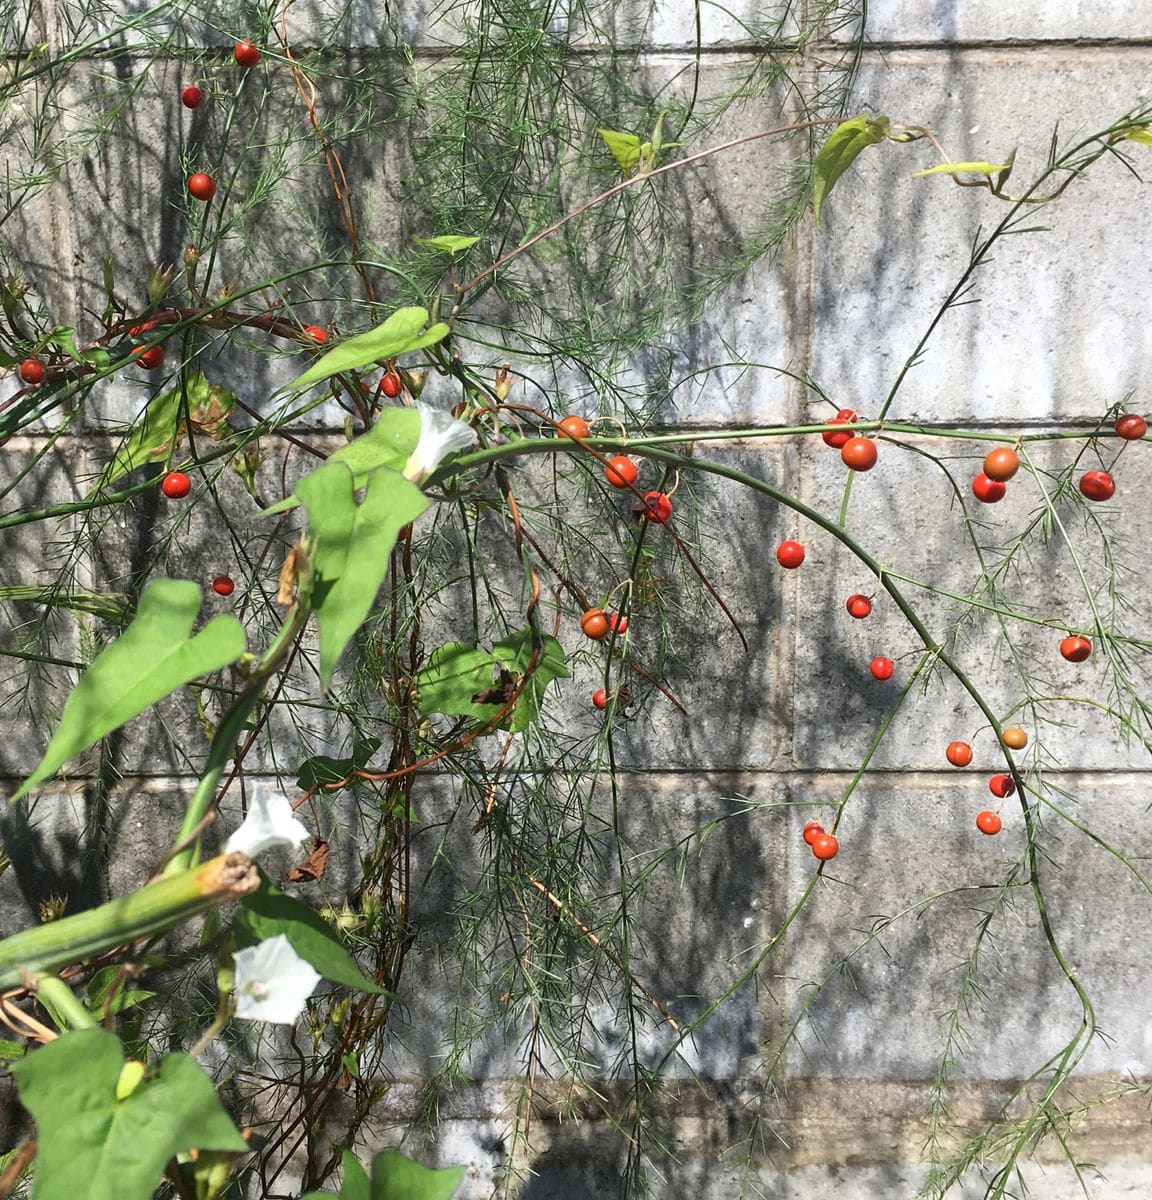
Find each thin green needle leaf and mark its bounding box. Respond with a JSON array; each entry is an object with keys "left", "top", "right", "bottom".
[{"left": 16, "top": 579, "right": 246, "bottom": 799}]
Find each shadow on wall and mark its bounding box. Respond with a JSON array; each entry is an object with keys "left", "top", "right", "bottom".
[{"left": 517, "top": 1145, "right": 625, "bottom": 1200}]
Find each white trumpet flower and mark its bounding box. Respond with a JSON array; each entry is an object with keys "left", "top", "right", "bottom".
[
  {"left": 232, "top": 935, "right": 321, "bottom": 1025},
  {"left": 403, "top": 402, "right": 478, "bottom": 484},
  {"left": 224, "top": 784, "right": 309, "bottom": 859}
]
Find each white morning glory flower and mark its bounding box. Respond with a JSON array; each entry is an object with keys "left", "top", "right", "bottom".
[
  {"left": 403, "top": 402, "right": 478, "bottom": 484},
  {"left": 232, "top": 934, "right": 322, "bottom": 1025},
  {"left": 224, "top": 784, "right": 310, "bottom": 858}
]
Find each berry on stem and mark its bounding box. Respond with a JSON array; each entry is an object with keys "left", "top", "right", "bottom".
[
  {"left": 18, "top": 359, "right": 45, "bottom": 385},
  {"left": 607, "top": 613, "right": 628, "bottom": 635},
  {"left": 181, "top": 85, "right": 204, "bottom": 109},
  {"left": 802, "top": 821, "right": 824, "bottom": 846},
  {"left": 302, "top": 325, "right": 328, "bottom": 344},
  {"left": 605, "top": 455, "right": 638, "bottom": 488},
  {"left": 811, "top": 833, "right": 839, "bottom": 861},
  {"left": 187, "top": 173, "right": 216, "bottom": 201},
  {"left": 161, "top": 471, "right": 191, "bottom": 499},
  {"left": 776, "top": 540, "right": 805, "bottom": 569},
  {"left": 976, "top": 810, "right": 1003, "bottom": 836},
  {"left": 640, "top": 491, "right": 673, "bottom": 523},
  {"left": 134, "top": 345, "right": 165, "bottom": 370},
  {"left": 1115, "top": 413, "right": 1147, "bottom": 441},
  {"left": 1002, "top": 726, "right": 1028, "bottom": 750},
  {"left": 380, "top": 371, "right": 403, "bottom": 399},
  {"left": 845, "top": 594, "right": 872, "bottom": 619},
  {"left": 972, "top": 473, "right": 1006, "bottom": 503},
  {"left": 946, "top": 741, "right": 973, "bottom": 768},
  {"left": 821, "top": 408, "right": 857, "bottom": 449},
  {"left": 1060, "top": 634, "right": 1092, "bottom": 662},
  {"left": 982, "top": 446, "right": 1019, "bottom": 481},
  {"left": 840, "top": 436, "right": 878, "bottom": 472},
  {"left": 580, "top": 609, "right": 609, "bottom": 640},
  {"left": 234, "top": 40, "right": 261, "bottom": 67},
  {"left": 869, "top": 656, "right": 894, "bottom": 681},
  {"left": 558, "top": 415, "right": 590, "bottom": 440},
  {"left": 988, "top": 773, "right": 1016, "bottom": 798},
  {"left": 1079, "top": 470, "right": 1115, "bottom": 502},
  {"left": 592, "top": 689, "right": 609, "bottom": 710},
  {"left": 212, "top": 575, "right": 235, "bottom": 597}
]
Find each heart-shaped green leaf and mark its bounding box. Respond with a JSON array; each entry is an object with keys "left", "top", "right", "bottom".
[
  {"left": 296, "top": 461, "right": 428, "bottom": 689},
  {"left": 16, "top": 579, "right": 246, "bottom": 799},
  {"left": 234, "top": 876, "right": 390, "bottom": 994},
  {"left": 9, "top": 1027, "right": 246, "bottom": 1200},
  {"left": 285, "top": 307, "right": 450, "bottom": 393}
]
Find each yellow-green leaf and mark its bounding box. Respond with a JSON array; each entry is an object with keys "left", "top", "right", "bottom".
[
  {"left": 913, "top": 160, "right": 1012, "bottom": 178},
  {"left": 1123, "top": 127, "right": 1152, "bottom": 146},
  {"left": 413, "top": 235, "right": 481, "bottom": 254},
  {"left": 598, "top": 128, "right": 643, "bottom": 173},
  {"left": 811, "top": 114, "right": 890, "bottom": 228}
]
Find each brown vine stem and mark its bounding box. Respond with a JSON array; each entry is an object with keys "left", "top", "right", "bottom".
[{"left": 455, "top": 118, "right": 843, "bottom": 301}]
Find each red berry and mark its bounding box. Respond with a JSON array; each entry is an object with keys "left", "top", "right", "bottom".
[
  {"left": 982, "top": 447, "right": 1020, "bottom": 482},
  {"left": 988, "top": 773, "right": 1015, "bottom": 799},
  {"left": 604, "top": 455, "right": 638, "bottom": 488},
  {"left": 134, "top": 345, "right": 165, "bottom": 370},
  {"left": 840, "top": 436, "right": 878, "bottom": 472},
  {"left": 640, "top": 491, "right": 673, "bottom": 524},
  {"left": 972, "top": 472, "right": 1006, "bottom": 503},
  {"left": 946, "top": 741, "right": 973, "bottom": 768},
  {"left": 845, "top": 594, "right": 872, "bottom": 619},
  {"left": 380, "top": 372, "right": 403, "bottom": 399},
  {"left": 976, "top": 810, "right": 1003, "bottom": 836},
  {"left": 869, "top": 656, "right": 894, "bottom": 681},
  {"left": 18, "top": 358, "right": 45, "bottom": 385},
  {"left": 161, "top": 470, "right": 191, "bottom": 499},
  {"left": 234, "top": 40, "right": 261, "bottom": 68},
  {"left": 1079, "top": 470, "right": 1115, "bottom": 502},
  {"left": 1115, "top": 413, "right": 1147, "bottom": 441},
  {"left": 1060, "top": 634, "right": 1092, "bottom": 662},
  {"left": 212, "top": 575, "right": 235, "bottom": 596},
  {"left": 592, "top": 689, "right": 609, "bottom": 710},
  {"left": 581, "top": 609, "right": 609, "bottom": 640},
  {"left": 187, "top": 173, "right": 216, "bottom": 201},
  {"left": 802, "top": 821, "right": 824, "bottom": 846},
  {"left": 811, "top": 833, "right": 839, "bottom": 861},
  {"left": 558, "top": 415, "right": 591, "bottom": 440},
  {"left": 821, "top": 408, "right": 857, "bottom": 449},
  {"left": 302, "top": 324, "right": 328, "bottom": 344},
  {"left": 607, "top": 613, "right": 628, "bottom": 635},
  {"left": 181, "top": 85, "right": 204, "bottom": 108},
  {"left": 776, "top": 540, "right": 805, "bottom": 569}
]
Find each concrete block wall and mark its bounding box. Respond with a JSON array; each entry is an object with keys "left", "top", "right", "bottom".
[{"left": 2, "top": 1, "right": 1152, "bottom": 1197}]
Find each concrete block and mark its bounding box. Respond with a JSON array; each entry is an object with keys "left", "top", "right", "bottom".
[
  {"left": 781, "top": 773, "right": 1152, "bottom": 1082},
  {"left": 852, "top": 1, "right": 1152, "bottom": 44},
  {"left": 809, "top": 51, "right": 1152, "bottom": 424}
]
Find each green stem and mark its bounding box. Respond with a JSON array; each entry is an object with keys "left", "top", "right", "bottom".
[
  {"left": 0, "top": 855, "right": 260, "bottom": 990},
  {"left": 33, "top": 975, "right": 97, "bottom": 1031}
]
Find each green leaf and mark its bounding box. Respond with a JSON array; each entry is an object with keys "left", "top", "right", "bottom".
[
  {"left": 92, "top": 373, "right": 236, "bottom": 493},
  {"left": 16, "top": 579, "right": 246, "bottom": 799},
  {"left": 491, "top": 630, "right": 570, "bottom": 733},
  {"left": 9, "top": 1027, "right": 245, "bottom": 1200},
  {"left": 598, "top": 128, "right": 643, "bottom": 173},
  {"left": 284, "top": 307, "right": 450, "bottom": 393},
  {"left": 414, "top": 642, "right": 503, "bottom": 721},
  {"left": 296, "top": 737, "right": 381, "bottom": 791},
  {"left": 912, "top": 159, "right": 1011, "bottom": 178},
  {"left": 298, "top": 1150, "right": 370, "bottom": 1200},
  {"left": 297, "top": 461, "right": 428, "bottom": 689},
  {"left": 413, "top": 234, "right": 481, "bottom": 254},
  {"left": 261, "top": 407, "right": 422, "bottom": 516},
  {"left": 811, "top": 113, "right": 890, "bottom": 227},
  {"left": 235, "top": 876, "right": 389, "bottom": 994},
  {"left": 1123, "top": 127, "right": 1152, "bottom": 145},
  {"left": 371, "top": 1151, "right": 465, "bottom": 1200}
]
